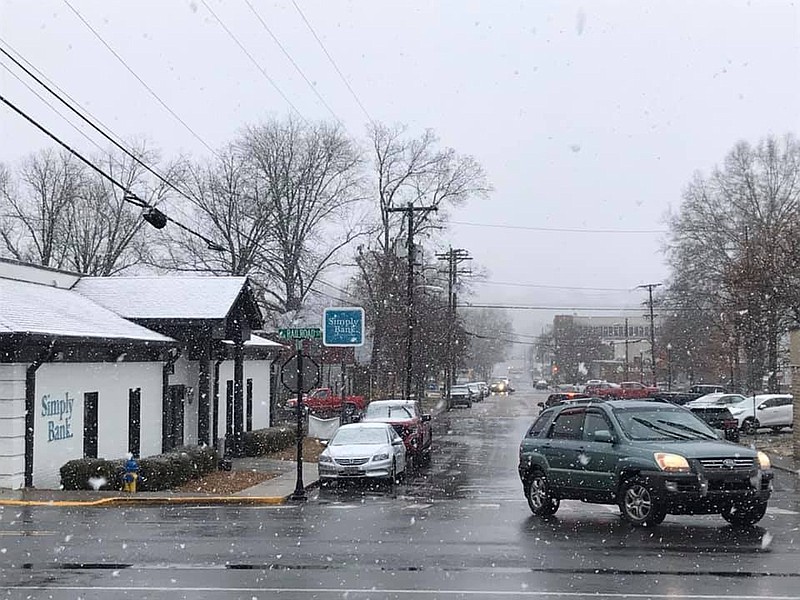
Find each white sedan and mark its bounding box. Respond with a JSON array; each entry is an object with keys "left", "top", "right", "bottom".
[{"left": 318, "top": 422, "right": 407, "bottom": 484}]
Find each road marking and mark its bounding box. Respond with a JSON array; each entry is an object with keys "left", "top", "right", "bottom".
[
  {"left": 0, "top": 530, "right": 56, "bottom": 536},
  {"left": 403, "top": 503, "right": 433, "bottom": 510},
  {"left": 767, "top": 507, "right": 799, "bottom": 515},
  {"left": 5, "top": 586, "right": 800, "bottom": 599}
]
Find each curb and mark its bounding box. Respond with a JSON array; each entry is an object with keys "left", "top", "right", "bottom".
[{"left": 772, "top": 463, "right": 799, "bottom": 478}]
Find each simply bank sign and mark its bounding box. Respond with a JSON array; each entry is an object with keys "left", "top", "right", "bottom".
[{"left": 323, "top": 307, "right": 365, "bottom": 347}]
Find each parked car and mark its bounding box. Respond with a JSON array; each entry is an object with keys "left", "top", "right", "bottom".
[
  {"left": 657, "top": 384, "right": 728, "bottom": 406},
  {"left": 318, "top": 422, "right": 407, "bottom": 484},
  {"left": 285, "top": 387, "right": 367, "bottom": 413},
  {"left": 535, "top": 380, "right": 549, "bottom": 390},
  {"left": 467, "top": 382, "right": 485, "bottom": 402},
  {"left": 538, "top": 392, "right": 590, "bottom": 411},
  {"left": 518, "top": 400, "right": 773, "bottom": 527},
  {"left": 584, "top": 381, "right": 621, "bottom": 396},
  {"left": 362, "top": 399, "right": 432, "bottom": 464},
  {"left": 728, "top": 394, "right": 794, "bottom": 434},
  {"left": 688, "top": 406, "right": 740, "bottom": 442},
  {"left": 686, "top": 393, "right": 747, "bottom": 408},
  {"left": 449, "top": 384, "right": 473, "bottom": 408},
  {"left": 585, "top": 381, "right": 659, "bottom": 399}
]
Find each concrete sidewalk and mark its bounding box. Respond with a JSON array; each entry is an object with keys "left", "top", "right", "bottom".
[{"left": 0, "top": 457, "right": 319, "bottom": 507}]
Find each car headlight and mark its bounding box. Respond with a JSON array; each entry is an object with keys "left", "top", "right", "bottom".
[
  {"left": 318, "top": 454, "right": 333, "bottom": 463},
  {"left": 757, "top": 451, "right": 771, "bottom": 470},
  {"left": 372, "top": 453, "right": 390, "bottom": 462},
  {"left": 654, "top": 452, "right": 690, "bottom": 472}
]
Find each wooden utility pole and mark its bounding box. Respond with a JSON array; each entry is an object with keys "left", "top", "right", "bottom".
[
  {"left": 638, "top": 283, "right": 661, "bottom": 386},
  {"left": 388, "top": 203, "right": 437, "bottom": 399},
  {"left": 436, "top": 247, "right": 471, "bottom": 407}
]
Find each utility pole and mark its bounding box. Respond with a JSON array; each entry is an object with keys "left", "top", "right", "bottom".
[
  {"left": 436, "top": 247, "right": 471, "bottom": 408},
  {"left": 624, "top": 318, "right": 630, "bottom": 381},
  {"left": 388, "top": 202, "right": 437, "bottom": 400},
  {"left": 638, "top": 283, "right": 661, "bottom": 386}
]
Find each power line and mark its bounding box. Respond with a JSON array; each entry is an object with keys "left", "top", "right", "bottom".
[
  {"left": 242, "top": 0, "right": 342, "bottom": 124},
  {"left": 0, "top": 92, "right": 225, "bottom": 252},
  {"left": 290, "top": 0, "right": 373, "bottom": 123},
  {"left": 0, "top": 41, "right": 201, "bottom": 209},
  {"left": 460, "top": 304, "right": 651, "bottom": 312},
  {"left": 61, "top": 0, "right": 219, "bottom": 157},
  {"left": 450, "top": 220, "right": 666, "bottom": 234},
  {"left": 471, "top": 279, "right": 633, "bottom": 292},
  {"left": 0, "top": 62, "right": 106, "bottom": 155},
  {"left": 199, "top": 0, "right": 305, "bottom": 120}
]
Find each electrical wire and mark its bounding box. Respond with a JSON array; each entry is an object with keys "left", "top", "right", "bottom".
[
  {"left": 199, "top": 0, "right": 305, "bottom": 120},
  {"left": 242, "top": 0, "right": 342, "bottom": 124},
  {"left": 61, "top": 0, "right": 219, "bottom": 157},
  {"left": 0, "top": 62, "right": 106, "bottom": 155},
  {"left": 460, "top": 304, "right": 649, "bottom": 312},
  {"left": 450, "top": 220, "right": 666, "bottom": 234},
  {"left": 0, "top": 41, "right": 201, "bottom": 208},
  {"left": 290, "top": 0, "right": 373, "bottom": 123},
  {"left": 470, "top": 279, "right": 634, "bottom": 292},
  {"left": 0, "top": 92, "right": 225, "bottom": 251}
]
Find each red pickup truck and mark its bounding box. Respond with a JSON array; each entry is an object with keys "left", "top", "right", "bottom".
[
  {"left": 584, "top": 381, "right": 659, "bottom": 399},
  {"left": 285, "top": 388, "right": 367, "bottom": 412}
]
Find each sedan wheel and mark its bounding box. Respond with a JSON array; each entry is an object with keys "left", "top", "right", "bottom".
[
  {"left": 619, "top": 477, "right": 666, "bottom": 527},
  {"left": 525, "top": 472, "right": 559, "bottom": 516}
]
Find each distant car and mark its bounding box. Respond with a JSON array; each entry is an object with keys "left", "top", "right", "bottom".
[
  {"left": 535, "top": 380, "right": 549, "bottom": 390},
  {"left": 490, "top": 378, "right": 510, "bottom": 394},
  {"left": 686, "top": 393, "right": 747, "bottom": 408},
  {"left": 449, "top": 385, "right": 473, "bottom": 408},
  {"left": 688, "top": 406, "right": 740, "bottom": 442},
  {"left": 362, "top": 399, "right": 433, "bottom": 463},
  {"left": 584, "top": 381, "right": 621, "bottom": 396},
  {"left": 318, "top": 422, "right": 407, "bottom": 484},
  {"left": 728, "top": 394, "right": 793, "bottom": 434}
]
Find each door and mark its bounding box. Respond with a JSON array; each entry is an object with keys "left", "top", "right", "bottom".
[
  {"left": 542, "top": 409, "right": 585, "bottom": 491},
  {"left": 83, "top": 392, "right": 98, "bottom": 458},
  {"left": 757, "top": 398, "right": 777, "bottom": 427},
  {"left": 775, "top": 396, "right": 793, "bottom": 427},
  {"left": 246, "top": 378, "right": 253, "bottom": 432},
  {"left": 580, "top": 410, "right": 620, "bottom": 498}
]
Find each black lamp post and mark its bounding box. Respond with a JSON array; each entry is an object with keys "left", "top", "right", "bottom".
[{"left": 666, "top": 342, "right": 673, "bottom": 391}]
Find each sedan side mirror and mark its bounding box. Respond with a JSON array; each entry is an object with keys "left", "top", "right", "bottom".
[
  {"left": 422, "top": 414, "right": 432, "bottom": 422},
  {"left": 592, "top": 430, "right": 615, "bottom": 444}
]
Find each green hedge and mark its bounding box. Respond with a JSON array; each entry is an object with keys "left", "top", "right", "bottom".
[
  {"left": 243, "top": 425, "right": 297, "bottom": 457},
  {"left": 60, "top": 445, "right": 218, "bottom": 491}
]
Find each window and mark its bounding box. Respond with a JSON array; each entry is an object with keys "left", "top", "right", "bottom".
[
  {"left": 549, "top": 410, "right": 585, "bottom": 440},
  {"left": 128, "top": 388, "right": 141, "bottom": 458},
  {"left": 527, "top": 411, "right": 552, "bottom": 437},
  {"left": 583, "top": 412, "right": 610, "bottom": 441},
  {"left": 246, "top": 378, "right": 253, "bottom": 432},
  {"left": 83, "top": 392, "right": 98, "bottom": 459}
]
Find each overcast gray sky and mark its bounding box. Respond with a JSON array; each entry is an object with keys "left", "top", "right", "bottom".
[{"left": 2, "top": 1, "right": 799, "bottom": 341}]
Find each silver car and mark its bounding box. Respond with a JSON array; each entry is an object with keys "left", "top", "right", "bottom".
[{"left": 318, "top": 422, "right": 407, "bottom": 483}]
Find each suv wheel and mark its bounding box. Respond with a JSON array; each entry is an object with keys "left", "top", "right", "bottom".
[
  {"left": 742, "top": 417, "right": 759, "bottom": 435},
  {"left": 525, "top": 472, "right": 559, "bottom": 516},
  {"left": 721, "top": 501, "right": 768, "bottom": 527},
  {"left": 619, "top": 477, "right": 666, "bottom": 527}
]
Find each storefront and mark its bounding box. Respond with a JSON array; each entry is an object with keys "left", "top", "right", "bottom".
[{"left": 0, "top": 259, "right": 283, "bottom": 489}]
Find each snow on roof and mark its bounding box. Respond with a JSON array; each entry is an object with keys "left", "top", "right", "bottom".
[
  {"left": 223, "top": 333, "right": 285, "bottom": 348},
  {"left": 0, "top": 278, "right": 173, "bottom": 343},
  {"left": 73, "top": 276, "right": 249, "bottom": 320}
]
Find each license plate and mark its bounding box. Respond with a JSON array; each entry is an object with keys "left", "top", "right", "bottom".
[{"left": 343, "top": 467, "right": 360, "bottom": 474}]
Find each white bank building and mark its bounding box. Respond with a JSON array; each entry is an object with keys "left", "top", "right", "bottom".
[{"left": 0, "top": 259, "right": 282, "bottom": 489}]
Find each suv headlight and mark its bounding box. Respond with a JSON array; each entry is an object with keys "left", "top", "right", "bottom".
[
  {"left": 372, "top": 453, "right": 390, "bottom": 462},
  {"left": 654, "top": 452, "right": 690, "bottom": 472},
  {"left": 757, "top": 451, "right": 771, "bottom": 470}
]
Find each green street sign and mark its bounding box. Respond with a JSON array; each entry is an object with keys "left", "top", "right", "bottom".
[{"left": 278, "top": 327, "right": 322, "bottom": 340}]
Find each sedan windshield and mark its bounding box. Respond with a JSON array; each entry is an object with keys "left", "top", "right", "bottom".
[
  {"left": 365, "top": 405, "right": 415, "bottom": 420},
  {"left": 614, "top": 407, "right": 718, "bottom": 441},
  {"left": 331, "top": 428, "right": 388, "bottom": 446}
]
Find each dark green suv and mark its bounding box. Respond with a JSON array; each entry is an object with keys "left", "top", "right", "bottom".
[{"left": 518, "top": 400, "right": 773, "bottom": 527}]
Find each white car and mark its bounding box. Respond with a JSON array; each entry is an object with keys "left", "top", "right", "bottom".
[
  {"left": 686, "top": 393, "right": 747, "bottom": 408},
  {"left": 728, "top": 394, "right": 793, "bottom": 434},
  {"left": 318, "top": 422, "right": 407, "bottom": 484}
]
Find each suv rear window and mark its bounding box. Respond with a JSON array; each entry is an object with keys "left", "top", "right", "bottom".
[
  {"left": 549, "top": 410, "right": 585, "bottom": 440},
  {"left": 527, "top": 410, "right": 553, "bottom": 437}
]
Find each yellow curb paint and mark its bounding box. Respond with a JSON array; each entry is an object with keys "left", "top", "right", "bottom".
[{"left": 0, "top": 496, "right": 287, "bottom": 507}]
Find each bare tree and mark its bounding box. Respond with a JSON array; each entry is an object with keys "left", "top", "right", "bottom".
[
  {"left": 0, "top": 148, "right": 83, "bottom": 268},
  {"left": 357, "top": 123, "right": 491, "bottom": 391},
  {"left": 666, "top": 134, "right": 800, "bottom": 393},
  {"left": 161, "top": 116, "right": 366, "bottom": 322}
]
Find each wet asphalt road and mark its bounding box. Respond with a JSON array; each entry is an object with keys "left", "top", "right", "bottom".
[{"left": 1, "top": 386, "right": 799, "bottom": 599}]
